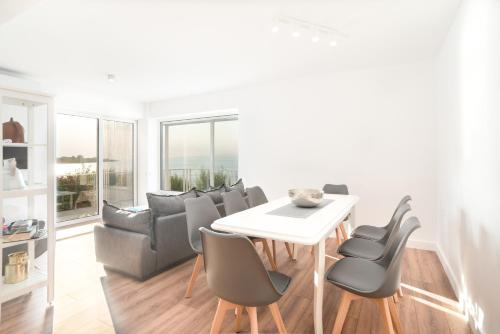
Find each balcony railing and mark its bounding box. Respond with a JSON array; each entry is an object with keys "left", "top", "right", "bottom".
[{"left": 164, "top": 168, "right": 238, "bottom": 192}]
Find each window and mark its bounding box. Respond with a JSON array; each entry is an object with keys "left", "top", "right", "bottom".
[
  {"left": 56, "top": 114, "right": 99, "bottom": 222},
  {"left": 103, "top": 120, "right": 135, "bottom": 207},
  {"left": 56, "top": 115, "right": 136, "bottom": 224},
  {"left": 161, "top": 116, "right": 238, "bottom": 191}
]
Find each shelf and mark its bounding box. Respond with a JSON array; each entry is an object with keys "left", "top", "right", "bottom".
[
  {"left": 0, "top": 185, "right": 47, "bottom": 198},
  {"left": 2, "top": 143, "right": 47, "bottom": 148},
  {"left": 1, "top": 236, "right": 47, "bottom": 249},
  {"left": 0, "top": 268, "right": 47, "bottom": 303}
]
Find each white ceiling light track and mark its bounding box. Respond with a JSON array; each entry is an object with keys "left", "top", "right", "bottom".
[{"left": 271, "top": 16, "right": 347, "bottom": 47}]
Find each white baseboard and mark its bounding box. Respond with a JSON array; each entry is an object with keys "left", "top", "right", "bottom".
[{"left": 407, "top": 238, "right": 437, "bottom": 251}]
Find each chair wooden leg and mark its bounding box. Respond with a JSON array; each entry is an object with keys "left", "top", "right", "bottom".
[
  {"left": 310, "top": 245, "right": 314, "bottom": 255},
  {"left": 377, "top": 298, "right": 395, "bottom": 334},
  {"left": 285, "top": 242, "right": 294, "bottom": 260},
  {"left": 210, "top": 299, "right": 231, "bottom": 334},
  {"left": 397, "top": 287, "right": 404, "bottom": 298},
  {"left": 272, "top": 240, "right": 277, "bottom": 265},
  {"left": 235, "top": 305, "right": 244, "bottom": 333},
  {"left": 246, "top": 306, "right": 258, "bottom": 334},
  {"left": 393, "top": 293, "right": 399, "bottom": 304},
  {"left": 269, "top": 302, "right": 288, "bottom": 334},
  {"left": 331, "top": 291, "right": 355, "bottom": 334},
  {"left": 339, "top": 223, "right": 348, "bottom": 241},
  {"left": 261, "top": 240, "right": 278, "bottom": 270},
  {"left": 335, "top": 227, "right": 342, "bottom": 246},
  {"left": 388, "top": 297, "right": 403, "bottom": 334},
  {"left": 184, "top": 254, "right": 203, "bottom": 298}
]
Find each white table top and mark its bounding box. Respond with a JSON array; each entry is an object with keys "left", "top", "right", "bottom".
[{"left": 212, "top": 194, "right": 359, "bottom": 245}]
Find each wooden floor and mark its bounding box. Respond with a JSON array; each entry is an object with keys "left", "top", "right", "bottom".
[{"left": 1, "top": 231, "right": 471, "bottom": 334}]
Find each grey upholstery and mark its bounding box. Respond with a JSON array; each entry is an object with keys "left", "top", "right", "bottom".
[
  {"left": 351, "top": 195, "right": 412, "bottom": 240},
  {"left": 94, "top": 224, "right": 157, "bottom": 280},
  {"left": 102, "top": 201, "right": 151, "bottom": 236},
  {"left": 326, "top": 217, "right": 421, "bottom": 298},
  {"left": 247, "top": 186, "right": 268, "bottom": 207},
  {"left": 337, "top": 203, "right": 411, "bottom": 260},
  {"left": 196, "top": 185, "right": 226, "bottom": 205},
  {"left": 226, "top": 179, "right": 245, "bottom": 196},
  {"left": 222, "top": 190, "right": 249, "bottom": 215},
  {"left": 200, "top": 228, "right": 291, "bottom": 306},
  {"left": 185, "top": 196, "right": 221, "bottom": 254},
  {"left": 322, "top": 184, "right": 349, "bottom": 195}
]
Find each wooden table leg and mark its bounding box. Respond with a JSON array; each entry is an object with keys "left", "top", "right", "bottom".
[{"left": 313, "top": 239, "right": 326, "bottom": 334}]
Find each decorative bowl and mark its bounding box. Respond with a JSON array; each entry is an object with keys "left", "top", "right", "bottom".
[{"left": 288, "top": 189, "right": 324, "bottom": 208}]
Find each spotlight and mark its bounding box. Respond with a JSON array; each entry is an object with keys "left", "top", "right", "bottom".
[
  {"left": 291, "top": 31, "right": 301, "bottom": 38},
  {"left": 330, "top": 40, "right": 337, "bottom": 47},
  {"left": 312, "top": 36, "right": 320, "bottom": 43},
  {"left": 107, "top": 74, "right": 116, "bottom": 83},
  {"left": 272, "top": 26, "right": 279, "bottom": 33}
]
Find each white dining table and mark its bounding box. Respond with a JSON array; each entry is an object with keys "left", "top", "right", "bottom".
[{"left": 211, "top": 193, "right": 359, "bottom": 334}]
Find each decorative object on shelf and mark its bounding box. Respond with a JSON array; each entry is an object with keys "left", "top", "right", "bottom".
[
  {"left": 288, "top": 188, "right": 324, "bottom": 208},
  {"left": 4, "top": 251, "right": 28, "bottom": 284},
  {"left": 2, "top": 117, "right": 25, "bottom": 143},
  {"left": 2, "top": 158, "right": 27, "bottom": 190},
  {"left": 1, "top": 219, "right": 41, "bottom": 243}
]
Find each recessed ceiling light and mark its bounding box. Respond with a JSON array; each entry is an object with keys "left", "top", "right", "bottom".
[
  {"left": 330, "top": 40, "right": 337, "bottom": 47},
  {"left": 271, "top": 26, "right": 279, "bottom": 33},
  {"left": 291, "top": 31, "right": 301, "bottom": 38},
  {"left": 107, "top": 74, "right": 116, "bottom": 83},
  {"left": 312, "top": 36, "right": 320, "bottom": 43}
]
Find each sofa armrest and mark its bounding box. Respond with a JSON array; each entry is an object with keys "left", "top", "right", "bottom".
[{"left": 94, "top": 224, "right": 157, "bottom": 280}]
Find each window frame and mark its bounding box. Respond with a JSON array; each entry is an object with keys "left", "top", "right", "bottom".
[
  {"left": 160, "top": 114, "right": 238, "bottom": 191},
  {"left": 55, "top": 112, "right": 137, "bottom": 227}
]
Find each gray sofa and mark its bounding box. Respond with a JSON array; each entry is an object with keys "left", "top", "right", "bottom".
[{"left": 94, "top": 181, "right": 245, "bottom": 280}]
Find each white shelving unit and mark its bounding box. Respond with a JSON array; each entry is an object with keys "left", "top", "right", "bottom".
[{"left": 0, "top": 88, "right": 55, "bottom": 322}]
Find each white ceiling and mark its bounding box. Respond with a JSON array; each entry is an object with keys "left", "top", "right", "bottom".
[{"left": 0, "top": 0, "right": 460, "bottom": 102}]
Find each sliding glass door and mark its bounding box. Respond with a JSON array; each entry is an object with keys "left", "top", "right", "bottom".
[
  {"left": 56, "top": 115, "right": 136, "bottom": 224},
  {"left": 103, "top": 120, "right": 135, "bottom": 207},
  {"left": 161, "top": 116, "right": 238, "bottom": 191},
  {"left": 56, "top": 114, "right": 99, "bottom": 222}
]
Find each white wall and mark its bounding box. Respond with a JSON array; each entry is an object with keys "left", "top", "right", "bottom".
[
  {"left": 436, "top": 0, "right": 500, "bottom": 333},
  {"left": 147, "top": 62, "right": 437, "bottom": 245}
]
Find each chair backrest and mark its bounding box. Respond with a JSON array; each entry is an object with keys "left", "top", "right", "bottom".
[
  {"left": 246, "top": 186, "right": 268, "bottom": 207},
  {"left": 374, "top": 217, "right": 421, "bottom": 298},
  {"left": 384, "top": 195, "right": 412, "bottom": 231},
  {"left": 222, "top": 190, "right": 249, "bottom": 215},
  {"left": 379, "top": 203, "right": 411, "bottom": 244},
  {"left": 185, "top": 196, "right": 221, "bottom": 252},
  {"left": 200, "top": 227, "right": 284, "bottom": 306},
  {"left": 322, "top": 184, "right": 349, "bottom": 195}
]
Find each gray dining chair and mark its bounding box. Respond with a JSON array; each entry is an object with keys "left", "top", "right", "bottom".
[
  {"left": 184, "top": 196, "right": 221, "bottom": 298},
  {"left": 336, "top": 202, "right": 411, "bottom": 261},
  {"left": 326, "top": 216, "right": 421, "bottom": 334},
  {"left": 200, "top": 228, "right": 291, "bottom": 334},
  {"left": 351, "top": 195, "right": 412, "bottom": 241},
  {"left": 247, "top": 186, "right": 294, "bottom": 263},
  {"left": 322, "top": 184, "right": 350, "bottom": 244},
  {"left": 222, "top": 190, "right": 277, "bottom": 270}
]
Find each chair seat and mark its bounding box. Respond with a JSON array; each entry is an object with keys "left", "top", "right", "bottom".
[
  {"left": 337, "top": 237, "right": 384, "bottom": 260},
  {"left": 351, "top": 225, "right": 386, "bottom": 241},
  {"left": 268, "top": 271, "right": 291, "bottom": 295},
  {"left": 326, "top": 257, "right": 386, "bottom": 298}
]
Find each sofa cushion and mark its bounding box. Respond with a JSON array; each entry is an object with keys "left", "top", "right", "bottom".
[
  {"left": 226, "top": 179, "right": 245, "bottom": 195},
  {"left": 146, "top": 188, "right": 198, "bottom": 217},
  {"left": 196, "top": 185, "right": 226, "bottom": 204},
  {"left": 102, "top": 201, "right": 151, "bottom": 236}
]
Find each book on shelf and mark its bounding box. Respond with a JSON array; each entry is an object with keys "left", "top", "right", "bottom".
[
  {"left": 2, "top": 228, "right": 36, "bottom": 243},
  {"left": 1, "top": 219, "right": 43, "bottom": 243}
]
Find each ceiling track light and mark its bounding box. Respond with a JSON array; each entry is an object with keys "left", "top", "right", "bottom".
[{"left": 107, "top": 74, "right": 116, "bottom": 83}]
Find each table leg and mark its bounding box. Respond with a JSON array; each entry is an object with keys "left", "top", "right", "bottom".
[
  {"left": 313, "top": 238, "right": 326, "bottom": 334},
  {"left": 292, "top": 243, "right": 298, "bottom": 260}
]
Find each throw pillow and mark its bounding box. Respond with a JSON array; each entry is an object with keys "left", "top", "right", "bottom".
[
  {"left": 196, "top": 185, "right": 225, "bottom": 204},
  {"left": 102, "top": 201, "right": 151, "bottom": 236}
]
